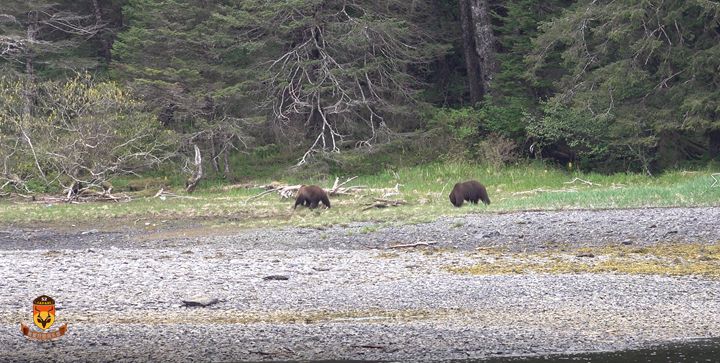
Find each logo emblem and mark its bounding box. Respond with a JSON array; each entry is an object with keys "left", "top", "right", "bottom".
[
  {"left": 20, "top": 295, "right": 68, "bottom": 341},
  {"left": 33, "top": 295, "right": 56, "bottom": 330}
]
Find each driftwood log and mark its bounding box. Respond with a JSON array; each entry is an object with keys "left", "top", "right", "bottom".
[
  {"left": 361, "top": 198, "right": 407, "bottom": 211},
  {"left": 247, "top": 177, "right": 409, "bottom": 212},
  {"left": 387, "top": 241, "right": 437, "bottom": 249},
  {"left": 247, "top": 176, "right": 365, "bottom": 203}
]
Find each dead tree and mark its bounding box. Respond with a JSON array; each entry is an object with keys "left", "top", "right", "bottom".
[
  {"left": 251, "top": 2, "right": 438, "bottom": 165},
  {"left": 185, "top": 144, "right": 203, "bottom": 193},
  {"left": 0, "top": 75, "right": 174, "bottom": 198},
  {"left": 458, "top": 0, "right": 497, "bottom": 103}
]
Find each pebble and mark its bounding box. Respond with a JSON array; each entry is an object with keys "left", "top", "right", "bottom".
[{"left": 0, "top": 207, "right": 718, "bottom": 361}]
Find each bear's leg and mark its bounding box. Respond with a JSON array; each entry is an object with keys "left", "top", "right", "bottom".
[{"left": 294, "top": 197, "right": 305, "bottom": 209}]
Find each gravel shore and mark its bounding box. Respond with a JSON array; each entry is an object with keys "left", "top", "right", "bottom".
[{"left": 1, "top": 207, "right": 719, "bottom": 362}]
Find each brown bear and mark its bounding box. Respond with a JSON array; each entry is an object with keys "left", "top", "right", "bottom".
[
  {"left": 294, "top": 185, "right": 331, "bottom": 209},
  {"left": 449, "top": 180, "right": 490, "bottom": 207}
]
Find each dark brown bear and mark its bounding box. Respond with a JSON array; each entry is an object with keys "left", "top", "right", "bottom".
[
  {"left": 294, "top": 185, "right": 331, "bottom": 209},
  {"left": 449, "top": 180, "right": 490, "bottom": 207}
]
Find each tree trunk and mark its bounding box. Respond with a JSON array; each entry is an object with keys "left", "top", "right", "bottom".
[
  {"left": 23, "top": 11, "right": 38, "bottom": 117},
  {"left": 185, "top": 144, "right": 203, "bottom": 193},
  {"left": 469, "top": 0, "right": 497, "bottom": 98},
  {"left": 91, "top": 0, "right": 112, "bottom": 63},
  {"left": 210, "top": 136, "right": 220, "bottom": 173},
  {"left": 708, "top": 129, "right": 720, "bottom": 158},
  {"left": 459, "top": 0, "right": 497, "bottom": 104},
  {"left": 222, "top": 147, "right": 231, "bottom": 179},
  {"left": 459, "top": 0, "right": 482, "bottom": 104}
]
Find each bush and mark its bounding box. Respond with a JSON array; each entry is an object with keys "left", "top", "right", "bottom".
[
  {"left": 428, "top": 100, "right": 527, "bottom": 162},
  {"left": 0, "top": 74, "right": 178, "bottom": 193},
  {"left": 476, "top": 133, "right": 519, "bottom": 169}
]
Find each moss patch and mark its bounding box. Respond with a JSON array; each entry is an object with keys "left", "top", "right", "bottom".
[
  {"left": 448, "top": 243, "right": 720, "bottom": 278},
  {"left": 28, "top": 308, "right": 454, "bottom": 326}
]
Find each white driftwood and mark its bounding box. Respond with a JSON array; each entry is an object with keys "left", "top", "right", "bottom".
[
  {"left": 564, "top": 178, "right": 601, "bottom": 186},
  {"left": 248, "top": 176, "right": 362, "bottom": 202},
  {"left": 362, "top": 198, "right": 407, "bottom": 211},
  {"left": 512, "top": 188, "right": 578, "bottom": 196},
  {"left": 387, "top": 241, "right": 437, "bottom": 249},
  {"left": 152, "top": 188, "right": 199, "bottom": 200}
]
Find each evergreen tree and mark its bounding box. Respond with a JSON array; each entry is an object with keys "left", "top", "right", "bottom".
[
  {"left": 493, "top": 0, "right": 572, "bottom": 103},
  {"left": 0, "top": 1, "right": 106, "bottom": 80},
  {"left": 237, "top": 0, "right": 446, "bottom": 163},
  {"left": 113, "top": 0, "right": 255, "bottom": 177},
  {"left": 114, "top": 0, "right": 446, "bottom": 165},
  {"left": 528, "top": 0, "right": 720, "bottom": 172}
]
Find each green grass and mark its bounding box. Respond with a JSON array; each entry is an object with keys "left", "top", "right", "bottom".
[{"left": 1, "top": 162, "right": 718, "bottom": 228}]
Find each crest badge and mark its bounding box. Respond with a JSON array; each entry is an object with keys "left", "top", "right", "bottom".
[{"left": 20, "top": 295, "right": 68, "bottom": 341}]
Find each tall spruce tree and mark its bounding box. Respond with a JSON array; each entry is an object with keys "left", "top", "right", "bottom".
[
  {"left": 237, "top": 0, "right": 446, "bottom": 163},
  {"left": 0, "top": 1, "right": 104, "bottom": 75},
  {"left": 114, "top": 0, "right": 446, "bottom": 165},
  {"left": 0, "top": 0, "right": 107, "bottom": 116},
  {"left": 493, "top": 0, "right": 572, "bottom": 103},
  {"left": 113, "top": 0, "right": 256, "bottom": 177},
  {"left": 528, "top": 0, "right": 720, "bottom": 172}
]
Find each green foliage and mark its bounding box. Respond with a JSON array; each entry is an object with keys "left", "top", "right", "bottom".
[
  {"left": 4, "top": 0, "right": 720, "bottom": 182},
  {"left": 476, "top": 97, "right": 528, "bottom": 141},
  {"left": 112, "top": 0, "right": 254, "bottom": 120},
  {"left": 528, "top": 0, "right": 720, "bottom": 172},
  {"left": 0, "top": 74, "right": 176, "bottom": 192},
  {"left": 492, "top": 0, "right": 572, "bottom": 102},
  {"left": 526, "top": 101, "right": 610, "bottom": 164},
  {"left": 428, "top": 100, "right": 525, "bottom": 164},
  {"left": 429, "top": 107, "right": 481, "bottom": 146}
]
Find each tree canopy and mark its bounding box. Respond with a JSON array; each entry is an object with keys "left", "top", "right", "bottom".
[{"left": 1, "top": 0, "right": 719, "bottom": 191}]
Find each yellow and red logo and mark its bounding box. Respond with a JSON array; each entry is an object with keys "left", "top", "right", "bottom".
[
  {"left": 33, "top": 295, "right": 56, "bottom": 330},
  {"left": 20, "top": 295, "right": 68, "bottom": 341}
]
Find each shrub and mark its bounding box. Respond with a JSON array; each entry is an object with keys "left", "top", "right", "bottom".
[
  {"left": 476, "top": 133, "right": 519, "bottom": 169},
  {"left": 0, "top": 74, "right": 178, "bottom": 194}
]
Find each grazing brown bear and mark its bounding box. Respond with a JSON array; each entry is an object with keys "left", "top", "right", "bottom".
[
  {"left": 294, "top": 185, "right": 331, "bottom": 209},
  {"left": 449, "top": 180, "right": 490, "bottom": 207}
]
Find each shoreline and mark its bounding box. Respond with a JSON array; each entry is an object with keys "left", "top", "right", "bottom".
[{"left": 1, "top": 206, "right": 719, "bottom": 361}]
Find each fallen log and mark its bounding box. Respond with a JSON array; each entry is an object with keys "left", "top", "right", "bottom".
[
  {"left": 361, "top": 198, "right": 407, "bottom": 211},
  {"left": 387, "top": 241, "right": 437, "bottom": 249},
  {"left": 249, "top": 176, "right": 362, "bottom": 202}
]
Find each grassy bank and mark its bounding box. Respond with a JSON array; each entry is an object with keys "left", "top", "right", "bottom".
[{"left": 1, "top": 163, "right": 718, "bottom": 227}]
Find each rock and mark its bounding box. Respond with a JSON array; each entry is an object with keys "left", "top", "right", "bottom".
[
  {"left": 263, "top": 275, "right": 290, "bottom": 281},
  {"left": 181, "top": 296, "right": 219, "bottom": 307}
]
